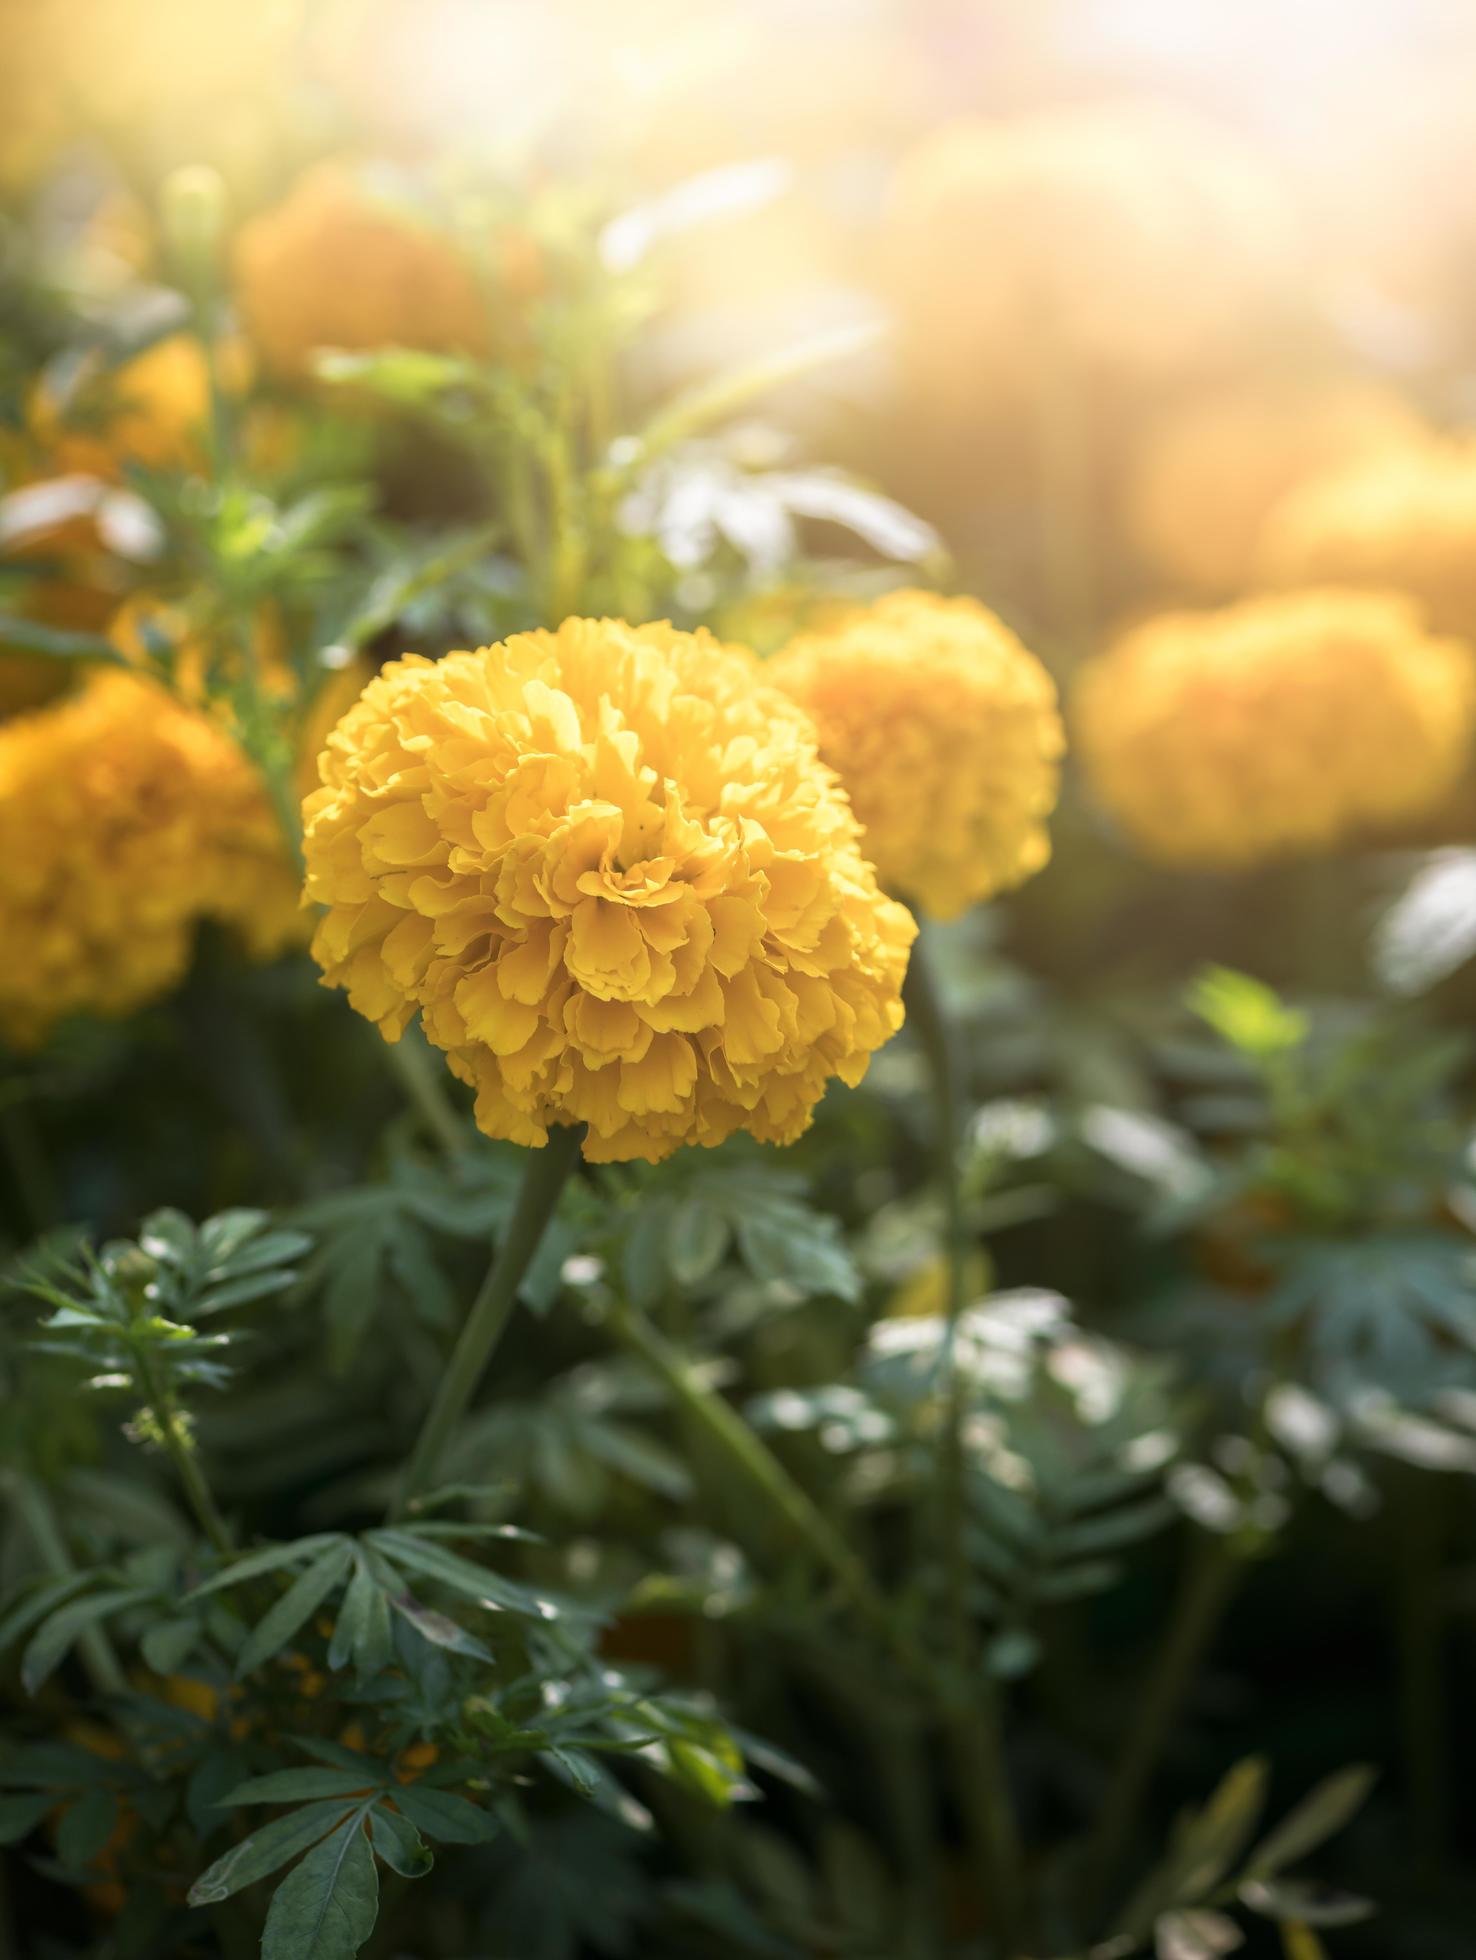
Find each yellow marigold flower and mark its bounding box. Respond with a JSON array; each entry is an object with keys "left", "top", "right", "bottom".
[
  {"left": 1072, "top": 590, "right": 1476, "bottom": 868},
  {"left": 27, "top": 334, "right": 244, "bottom": 480},
  {"left": 1127, "top": 378, "right": 1424, "bottom": 598},
  {"left": 303, "top": 618, "right": 916, "bottom": 1164},
  {"left": 234, "top": 163, "right": 494, "bottom": 381},
  {"left": 0, "top": 672, "right": 292, "bottom": 1049},
  {"left": 1257, "top": 440, "right": 1476, "bottom": 636},
  {"left": 769, "top": 591, "right": 1063, "bottom": 920},
  {"left": 883, "top": 101, "right": 1293, "bottom": 418}
]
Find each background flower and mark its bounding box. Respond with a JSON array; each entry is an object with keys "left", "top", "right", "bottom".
[{"left": 770, "top": 589, "right": 1063, "bottom": 919}]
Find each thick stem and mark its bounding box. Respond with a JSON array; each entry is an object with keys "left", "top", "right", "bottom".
[
  {"left": 1082, "top": 1534, "right": 1244, "bottom": 1922},
  {"left": 904, "top": 927, "right": 1025, "bottom": 1952},
  {"left": 393, "top": 1126, "right": 583, "bottom": 1517},
  {"left": 134, "top": 1345, "right": 235, "bottom": 1559},
  {"left": 6, "top": 1474, "right": 126, "bottom": 1696}
]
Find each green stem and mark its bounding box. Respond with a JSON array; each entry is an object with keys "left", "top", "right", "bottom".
[
  {"left": 133, "top": 1344, "right": 235, "bottom": 1559},
  {"left": 393, "top": 1126, "right": 583, "bottom": 1517},
  {"left": 5, "top": 1473, "right": 126, "bottom": 1696},
  {"left": 383, "top": 1031, "right": 466, "bottom": 1158},
  {"left": 904, "top": 926, "right": 1025, "bottom": 1953},
  {"left": 1082, "top": 1534, "right": 1244, "bottom": 1922}
]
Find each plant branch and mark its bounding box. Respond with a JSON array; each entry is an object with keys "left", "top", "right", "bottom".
[{"left": 133, "top": 1342, "right": 236, "bottom": 1559}]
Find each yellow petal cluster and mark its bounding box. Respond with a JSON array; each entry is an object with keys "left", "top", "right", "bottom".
[
  {"left": 1257, "top": 439, "right": 1476, "bottom": 635},
  {"left": 1072, "top": 590, "right": 1476, "bottom": 868},
  {"left": 27, "top": 334, "right": 233, "bottom": 479},
  {"left": 0, "top": 672, "right": 295, "bottom": 1049},
  {"left": 302, "top": 618, "right": 916, "bottom": 1163},
  {"left": 769, "top": 591, "right": 1063, "bottom": 920},
  {"left": 883, "top": 101, "right": 1292, "bottom": 418},
  {"left": 233, "top": 163, "right": 493, "bottom": 381},
  {"left": 1126, "top": 379, "right": 1423, "bottom": 598}
]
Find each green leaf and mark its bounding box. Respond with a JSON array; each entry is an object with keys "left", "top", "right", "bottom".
[
  {"left": 189, "top": 1799, "right": 360, "bottom": 1906},
  {"left": 260, "top": 1813, "right": 379, "bottom": 1960},
  {"left": 219, "top": 1767, "right": 382, "bottom": 1807},
  {"left": 56, "top": 1787, "right": 119, "bottom": 1869},
  {"left": 1240, "top": 1879, "right": 1374, "bottom": 1928},
  {"left": 366, "top": 1803, "right": 433, "bottom": 1878},
  {"left": 0, "top": 1571, "right": 93, "bottom": 1656},
  {"left": 328, "top": 1559, "right": 394, "bottom": 1677},
  {"left": 0, "top": 1791, "right": 55, "bottom": 1845},
  {"left": 22, "top": 1588, "right": 148, "bottom": 1696},
  {"left": 1243, "top": 1767, "right": 1376, "bottom": 1882},
  {"left": 369, "top": 1528, "right": 555, "bottom": 1619},
  {"left": 236, "top": 1542, "right": 354, "bottom": 1678},
  {"left": 667, "top": 1200, "right": 730, "bottom": 1287},
  {"left": 390, "top": 1784, "right": 499, "bottom": 1845},
  {"left": 1190, "top": 967, "right": 1307, "bottom": 1059},
  {"left": 140, "top": 1617, "right": 202, "bottom": 1676},
  {"left": 188, "top": 1534, "right": 346, "bottom": 1599},
  {"left": 386, "top": 1592, "right": 494, "bottom": 1663},
  {"left": 0, "top": 616, "right": 127, "bottom": 663}
]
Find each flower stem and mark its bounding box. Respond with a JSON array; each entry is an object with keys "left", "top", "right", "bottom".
[
  {"left": 904, "top": 925, "right": 1026, "bottom": 1953},
  {"left": 393, "top": 1125, "right": 583, "bottom": 1517},
  {"left": 383, "top": 1030, "right": 466, "bottom": 1158},
  {"left": 4, "top": 1472, "right": 126, "bottom": 1696},
  {"left": 134, "top": 1344, "right": 236, "bottom": 1559},
  {"left": 1081, "top": 1533, "right": 1244, "bottom": 1923}
]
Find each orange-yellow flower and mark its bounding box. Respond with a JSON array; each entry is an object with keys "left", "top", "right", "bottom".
[
  {"left": 303, "top": 618, "right": 916, "bottom": 1163},
  {"left": 770, "top": 590, "right": 1063, "bottom": 919},
  {"left": 27, "top": 334, "right": 237, "bottom": 480},
  {"left": 1072, "top": 590, "right": 1476, "bottom": 867},
  {"left": 0, "top": 672, "right": 294, "bottom": 1048},
  {"left": 1257, "top": 439, "right": 1476, "bottom": 635},
  {"left": 883, "top": 101, "right": 1293, "bottom": 419},
  {"left": 1126, "top": 378, "right": 1424, "bottom": 598},
  {"left": 233, "top": 163, "right": 494, "bottom": 381}
]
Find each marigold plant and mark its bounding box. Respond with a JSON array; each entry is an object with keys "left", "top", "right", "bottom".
[
  {"left": 883, "top": 100, "right": 1292, "bottom": 416},
  {"left": 1257, "top": 438, "right": 1476, "bottom": 634},
  {"left": 770, "top": 589, "right": 1063, "bottom": 919},
  {"left": 233, "top": 162, "right": 494, "bottom": 380},
  {"left": 0, "top": 671, "right": 296, "bottom": 1049},
  {"left": 1126, "top": 378, "right": 1423, "bottom": 597},
  {"left": 1072, "top": 589, "right": 1476, "bottom": 867},
  {"left": 303, "top": 617, "right": 916, "bottom": 1162}
]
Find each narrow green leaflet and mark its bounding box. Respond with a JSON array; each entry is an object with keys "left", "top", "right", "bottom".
[
  {"left": 389, "top": 1784, "right": 500, "bottom": 1845},
  {"left": 261, "top": 1813, "right": 380, "bottom": 1960},
  {"left": 188, "top": 1533, "right": 347, "bottom": 1599},
  {"left": 188, "top": 1799, "right": 361, "bottom": 1906},
  {"left": 1241, "top": 1766, "right": 1376, "bottom": 1882},
  {"left": 22, "top": 1587, "right": 149, "bottom": 1696},
  {"left": 236, "top": 1541, "right": 355, "bottom": 1678},
  {"left": 366, "top": 1804, "right": 434, "bottom": 1878}
]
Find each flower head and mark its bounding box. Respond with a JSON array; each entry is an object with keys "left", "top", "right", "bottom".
[
  {"left": 302, "top": 618, "right": 916, "bottom": 1163},
  {"left": 233, "top": 163, "right": 493, "bottom": 380},
  {"left": 769, "top": 591, "right": 1063, "bottom": 919},
  {"left": 0, "top": 671, "right": 293, "bottom": 1048},
  {"left": 1072, "top": 590, "right": 1476, "bottom": 867},
  {"left": 1127, "top": 379, "right": 1422, "bottom": 598},
  {"left": 1257, "top": 439, "right": 1476, "bottom": 635},
  {"left": 883, "top": 101, "right": 1292, "bottom": 418}
]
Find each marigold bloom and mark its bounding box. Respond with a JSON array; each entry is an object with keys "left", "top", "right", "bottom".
[
  {"left": 234, "top": 164, "right": 492, "bottom": 381},
  {"left": 1257, "top": 440, "right": 1476, "bottom": 636},
  {"left": 769, "top": 591, "right": 1063, "bottom": 920},
  {"left": 883, "top": 101, "right": 1293, "bottom": 417},
  {"left": 1127, "top": 379, "right": 1423, "bottom": 598},
  {"left": 303, "top": 618, "right": 916, "bottom": 1163},
  {"left": 1072, "top": 591, "right": 1476, "bottom": 867},
  {"left": 27, "top": 335, "right": 232, "bottom": 479},
  {"left": 0, "top": 672, "right": 293, "bottom": 1048}
]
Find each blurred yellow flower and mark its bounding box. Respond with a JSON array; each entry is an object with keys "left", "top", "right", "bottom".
[
  {"left": 303, "top": 617, "right": 915, "bottom": 1162},
  {"left": 1073, "top": 590, "right": 1476, "bottom": 867},
  {"left": 770, "top": 590, "right": 1063, "bottom": 920},
  {"left": 1257, "top": 439, "right": 1476, "bottom": 636},
  {"left": 233, "top": 163, "right": 495, "bottom": 381},
  {"left": 883, "top": 101, "right": 1293, "bottom": 419},
  {"left": 0, "top": 672, "right": 295, "bottom": 1048},
  {"left": 1127, "top": 378, "right": 1423, "bottom": 598},
  {"left": 28, "top": 334, "right": 239, "bottom": 479}
]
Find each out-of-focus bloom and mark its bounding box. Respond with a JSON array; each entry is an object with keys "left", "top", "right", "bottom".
[
  {"left": 28, "top": 334, "right": 237, "bottom": 479},
  {"left": 233, "top": 163, "right": 496, "bottom": 380},
  {"left": 0, "top": 672, "right": 294, "bottom": 1048},
  {"left": 1072, "top": 590, "right": 1476, "bottom": 867},
  {"left": 770, "top": 590, "right": 1063, "bottom": 919},
  {"left": 1257, "top": 440, "right": 1476, "bottom": 636},
  {"left": 882, "top": 101, "right": 1294, "bottom": 418},
  {"left": 1126, "top": 378, "right": 1424, "bottom": 598},
  {"left": 303, "top": 617, "right": 915, "bottom": 1162}
]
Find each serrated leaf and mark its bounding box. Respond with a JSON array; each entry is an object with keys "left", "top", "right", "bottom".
[
  {"left": 188, "top": 1535, "right": 346, "bottom": 1599},
  {"left": 261, "top": 1813, "right": 379, "bottom": 1960},
  {"left": 0, "top": 1791, "right": 55, "bottom": 1845},
  {"left": 367, "top": 1803, "right": 433, "bottom": 1878},
  {"left": 328, "top": 1559, "right": 393, "bottom": 1678},
  {"left": 189, "top": 1799, "right": 360, "bottom": 1905},
  {"left": 667, "top": 1200, "right": 730, "bottom": 1287},
  {"left": 1242, "top": 1766, "right": 1375, "bottom": 1881},
  {"left": 389, "top": 1784, "right": 499, "bottom": 1845},
  {"left": 56, "top": 1787, "right": 119, "bottom": 1869},
  {"left": 0, "top": 1571, "right": 93, "bottom": 1656},
  {"left": 369, "top": 1528, "right": 554, "bottom": 1619},
  {"left": 219, "top": 1767, "right": 382, "bottom": 1807},
  {"left": 236, "top": 1542, "right": 354, "bottom": 1678},
  {"left": 386, "top": 1591, "right": 494, "bottom": 1662},
  {"left": 22, "top": 1588, "right": 148, "bottom": 1696}
]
